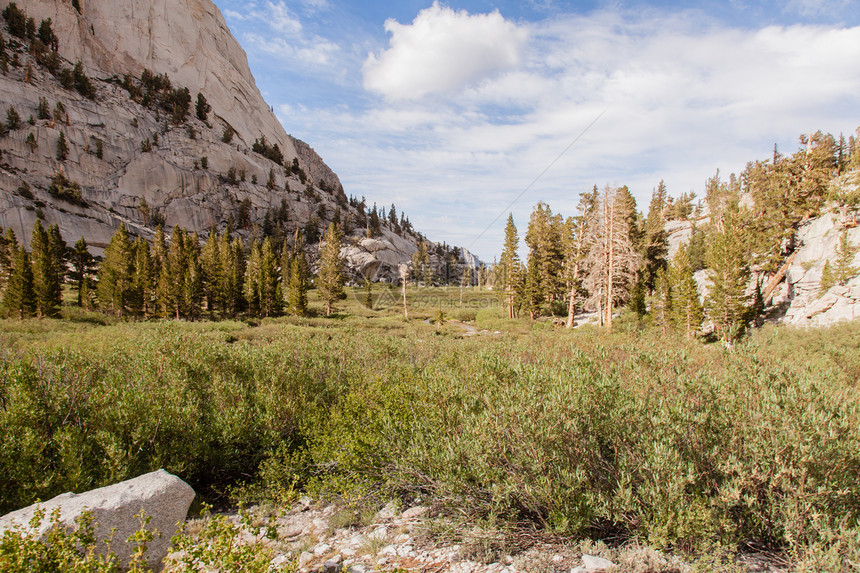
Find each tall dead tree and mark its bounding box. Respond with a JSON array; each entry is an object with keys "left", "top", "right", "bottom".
[{"left": 583, "top": 185, "right": 639, "bottom": 328}]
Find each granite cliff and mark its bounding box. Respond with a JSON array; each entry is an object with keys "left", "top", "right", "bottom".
[{"left": 0, "top": 0, "right": 476, "bottom": 281}]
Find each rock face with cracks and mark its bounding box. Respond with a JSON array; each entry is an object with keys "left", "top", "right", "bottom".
[
  {"left": 665, "top": 209, "right": 860, "bottom": 327},
  {"left": 0, "top": 469, "right": 195, "bottom": 570}
]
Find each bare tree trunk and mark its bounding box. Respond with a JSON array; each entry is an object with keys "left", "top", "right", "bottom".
[
  {"left": 605, "top": 193, "right": 614, "bottom": 329},
  {"left": 399, "top": 264, "right": 409, "bottom": 319},
  {"left": 565, "top": 264, "right": 579, "bottom": 328}
]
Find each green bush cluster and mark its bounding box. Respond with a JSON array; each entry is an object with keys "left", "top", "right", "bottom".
[
  {"left": 0, "top": 323, "right": 319, "bottom": 510},
  {"left": 0, "top": 318, "right": 858, "bottom": 567}
]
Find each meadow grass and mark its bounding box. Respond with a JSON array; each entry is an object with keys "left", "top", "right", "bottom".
[{"left": 0, "top": 288, "right": 858, "bottom": 569}]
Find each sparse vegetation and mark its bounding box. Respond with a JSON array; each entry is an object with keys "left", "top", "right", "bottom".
[
  {"left": 251, "top": 135, "right": 284, "bottom": 166},
  {"left": 47, "top": 169, "right": 85, "bottom": 205},
  {"left": 5, "top": 105, "right": 19, "bottom": 129},
  {"left": 55, "top": 131, "right": 68, "bottom": 160},
  {"left": 121, "top": 69, "right": 192, "bottom": 123}
]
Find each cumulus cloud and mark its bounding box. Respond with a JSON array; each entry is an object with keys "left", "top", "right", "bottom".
[
  {"left": 362, "top": 2, "right": 529, "bottom": 100},
  {"left": 267, "top": 5, "right": 860, "bottom": 258}
]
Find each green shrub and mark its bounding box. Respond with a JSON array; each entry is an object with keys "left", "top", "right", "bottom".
[
  {"left": 0, "top": 319, "right": 858, "bottom": 566},
  {"left": 0, "top": 508, "right": 120, "bottom": 572}
]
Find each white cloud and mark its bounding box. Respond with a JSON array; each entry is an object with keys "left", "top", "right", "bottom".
[
  {"left": 226, "top": 1, "right": 341, "bottom": 71},
  {"left": 280, "top": 7, "right": 860, "bottom": 259},
  {"left": 245, "top": 33, "right": 338, "bottom": 66},
  {"left": 266, "top": 1, "right": 303, "bottom": 36},
  {"left": 362, "top": 2, "right": 529, "bottom": 100}
]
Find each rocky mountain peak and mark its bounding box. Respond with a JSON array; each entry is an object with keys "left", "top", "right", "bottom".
[
  {"left": 1, "top": 0, "right": 482, "bottom": 282},
  {"left": 17, "top": 0, "right": 300, "bottom": 164}
]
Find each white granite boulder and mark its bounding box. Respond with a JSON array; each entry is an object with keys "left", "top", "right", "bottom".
[{"left": 0, "top": 469, "right": 195, "bottom": 570}]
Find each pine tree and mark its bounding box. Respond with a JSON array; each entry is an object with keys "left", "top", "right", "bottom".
[
  {"left": 705, "top": 200, "right": 750, "bottom": 344},
  {"left": 152, "top": 226, "right": 170, "bottom": 317},
  {"left": 56, "top": 131, "right": 69, "bottom": 160},
  {"left": 411, "top": 241, "right": 429, "bottom": 284},
  {"left": 48, "top": 224, "right": 66, "bottom": 292},
  {"left": 669, "top": 245, "right": 703, "bottom": 338},
  {"left": 525, "top": 202, "right": 564, "bottom": 310},
  {"left": 640, "top": 180, "right": 669, "bottom": 292},
  {"left": 258, "top": 237, "right": 281, "bottom": 317},
  {"left": 819, "top": 260, "right": 835, "bottom": 294},
  {"left": 0, "top": 228, "right": 18, "bottom": 296},
  {"left": 288, "top": 253, "right": 309, "bottom": 316},
  {"left": 285, "top": 231, "right": 309, "bottom": 316},
  {"left": 628, "top": 279, "right": 646, "bottom": 317},
  {"left": 98, "top": 223, "right": 135, "bottom": 316},
  {"left": 833, "top": 230, "right": 858, "bottom": 285},
  {"left": 200, "top": 229, "right": 221, "bottom": 316},
  {"left": 224, "top": 236, "right": 245, "bottom": 317},
  {"left": 499, "top": 214, "right": 522, "bottom": 319},
  {"left": 3, "top": 246, "right": 35, "bottom": 319},
  {"left": 317, "top": 222, "right": 345, "bottom": 316},
  {"left": 132, "top": 237, "right": 155, "bottom": 317},
  {"left": 30, "top": 220, "right": 61, "bottom": 317},
  {"left": 243, "top": 240, "right": 262, "bottom": 317},
  {"left": 183, "top": 232, "right": 203, "bottom": 321},
  {"left": 195, "top": 92, "right": 210, "bottom": 121},
  {"left": 651, "top": 266, "right": 672, "bottom": 333},
  {"left": 69, "top": 237, "right": 94, "bottom": 307},
  {"left": 165, "top": 226, "right": 188, "bottom": 319},
  {"left": 522, "top": 258, "right": 543, "bottom": 319}
]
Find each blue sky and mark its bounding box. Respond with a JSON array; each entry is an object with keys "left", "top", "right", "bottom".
[{"left": 214, "top": 0, "right": 860, "bottom": 261}]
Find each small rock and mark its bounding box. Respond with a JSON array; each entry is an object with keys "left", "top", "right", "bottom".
[
  {"left": 393, "top": 533, "right": 411, "bottom": 543},
  {"left": 370, "top": 526, "right": 388, "bottom": 539},
  {"left": 401, "top": 505, "right": 429, "bottom": 519},
  {"left": 572, "top": 554, "right": 615, "bottom": 572},
  {"left": 397, "top": 545, "right": 414, "bottom": 557},
  {"left": 348, "top": 566, "right": 368, "bottom": 573},
  {"left": 377, "top": 501, "right": 399, "bottom": 520},
  {"left": 270, "top": 554, "right": 291, "bottom": 568},
  {"left": 313, "top": 543, "right": 332, "bottom": 556},
  {"left": 299, "top": 551, "right": 314, "bottom": 567},
  {"left": 280, "top": 526, "right": 304, "bottom": 539},
  {"left": 553, "top": 554, "right": 564, "bottom": 563},
  {"left": 377, "top": 556, "right": 388, "bottom": 565},
  {"left": 381, "top": 544, "right": 398, "bottom": 555},
  {"left": 341, "top": 547, "right": 357, "bottom": 557}
]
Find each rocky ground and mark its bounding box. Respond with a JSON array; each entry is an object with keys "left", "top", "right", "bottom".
[{"left": 194, "top": 497, "right": 787, "bottom": 573}]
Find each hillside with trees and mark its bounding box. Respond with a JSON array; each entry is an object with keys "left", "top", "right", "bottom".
[{"left": 496, "top": 129, "right": 860, "bottom": 342}]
